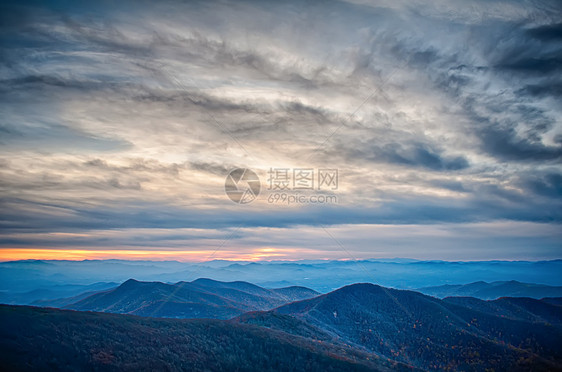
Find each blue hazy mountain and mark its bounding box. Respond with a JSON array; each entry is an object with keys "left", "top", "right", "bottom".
[
  {"left": 238, "top": 283, "right": 562, "bottom": 371},
  {"left": 2, "top": 259, "right": 562, "bottom": 303},
  {"left": 443, "top": 296, "right": 562, "bottom": 324},
  {"left": 63, "top": 278, "right": 319, "bottom": 319},
  {"left": 0, "top": 281, "right": 118, "bottom": 305},
  {"left": 417, "top": 280, "right": 562, "bottom": 299}
]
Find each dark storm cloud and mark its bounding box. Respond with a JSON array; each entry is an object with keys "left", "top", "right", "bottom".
[
  {"left": 408, "top": 19, "right": 562, "bottom": 164},
  {"left": 526, "top": 22, "right": 562, "bottom": 41},
  {"left": 519, "top": 172, "right": 562, "bottom": 199},
  {"left": 496, "top": 54, "right": 562, "bottom": 74},
  {"left": 477, "top": 124, "right": 562, "bottom": 162},
  {"left": 489, "top": 21, "right": 562, "bottom": 100},
  {"left": 519, "top": 83, "right": 562, "bottom": 97},
  {"left": 343, "top": 140, "right": 470, "bottom": 171}
]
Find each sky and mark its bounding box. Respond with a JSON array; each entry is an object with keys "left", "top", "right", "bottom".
[{"left": 0, "top": 0, "right": 561, "bottom": 261}]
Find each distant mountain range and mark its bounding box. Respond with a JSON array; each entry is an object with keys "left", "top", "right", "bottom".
[
  {"left": 3, "top": 259, "right": 562, "bottom": 295},
  {"left": 62, "top": 278, "right": 319, "bottom": 319},
  {"left": 2, "top": 280, "right": 561, "bottom": 371},
  {"left": 0, "top": 281, "right": 118, "bottom": 305},
  {"left": 417, "top": 280, "right": 562, "bottom": 299}
]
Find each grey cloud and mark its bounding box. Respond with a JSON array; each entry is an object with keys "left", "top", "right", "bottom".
[
  {"left": 0, "top": 121, "right": 131, "bottom": 152},
  {"left": 1, "top": 189, "right": 561, "bottom": 236},
  {"left": 519, "top": 172, "right": 562, "bottom": 199},
  {"left": 352, "top": 141, "right": 470, "bottom": 171},
  {"left": 404, "top": 21, "right": 562, "bottom": 163},
  {"left": 518, "top": 83, "right": 562, "bottom": 97},
  {"left": 328, "top": 118, "right": 471, "bottom": 171},
  {"left": 496, "top": 56, "right": 562, "bottom": 74},
  {"left": 83, "top": 158, "right": 183, "bottom": 176},
  {"left": 0, "top": 0, "right": 561, "bottom": 259},
  {"left": 489, "top": 22, "right": 562, "bottom": 77},
  {"left": 526, "top": 22, "right": 562, "bottom": 41},
  {"left": 467, "top": 109, "right": 562, "bottom": 162},
  {"left": 427, "top": 179, "right": 468, "bottom": 193},
  {"left": 189, "top": 161, "right": 231, "bottom": 176},
  {"left": 0, "top": 158, "right": 186, "bottom": 198}
]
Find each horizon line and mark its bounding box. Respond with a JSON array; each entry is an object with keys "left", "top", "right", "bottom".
[{"left": 2, "top": 257, "right": 561, "bottom": 264}]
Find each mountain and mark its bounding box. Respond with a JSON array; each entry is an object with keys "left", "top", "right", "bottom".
[
  {"left": 3, "top": 282, "right": 562, "bottom": 371},
  {"left": 64, "top": 278, "right": 320, "bottom": 319},
  {"left": 0, "top": 305, "right": 415, "bottom": 372},
  {"left": 271, "top": 285, "right": 321, "bottom": 302},
  {"left": 417, "top": 280, "right": 562, "bottom": 300},
  {"left": 4, "top": 259, "right": 562, "bottom": 297},
  {"left": 443, "top": 296, "right": 562, "bottom": 325},
  {"left": 0, "top": 281, "right": 118, "bottom": 305},
  {"left": 543, "top": 297, "right": 562, "bottom": 307},
  {"left": 237, "top": 283, "right": 562, "bottom": 371},
  {"left": 31, "top": 288, "right": 114, "bottom": 308}
]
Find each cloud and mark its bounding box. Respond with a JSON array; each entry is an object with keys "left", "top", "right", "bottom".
[
  {"left": 526, "top": 22, "right": 562, "bottom": 41},
  {"left": 339, "top": 138, "right": 470, "bottom": 171},
  {"left": 0, "top": 0, "right": 561, "bottom": 259}
]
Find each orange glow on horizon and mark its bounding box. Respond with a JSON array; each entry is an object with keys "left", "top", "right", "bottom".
[
  {"left": 0, "top": 247, "right": 308, "bottom": 262},
  {"left": 0, "top": 248, "right": 231, "bottom": 262}
]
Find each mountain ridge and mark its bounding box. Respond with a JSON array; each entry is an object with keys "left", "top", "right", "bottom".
[
  {"left": 417, "top": 280, "right": 562, "bottom": 300},
  {"left": 238, "top": 282, "right": 562, "bottom": 371},
  {"left": 64, "top": 278, "right": 320, "bottom": 319}
]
